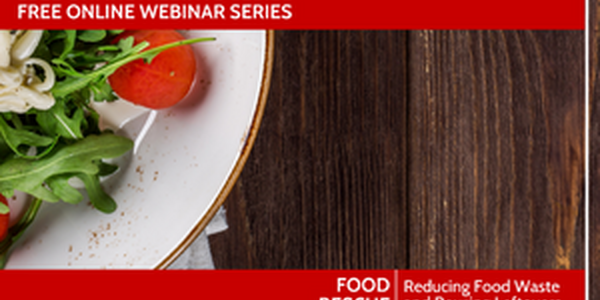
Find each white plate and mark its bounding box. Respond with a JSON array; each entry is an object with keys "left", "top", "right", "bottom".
[{"left": 4, "top": 30, "right": 273, "bottom": 269}]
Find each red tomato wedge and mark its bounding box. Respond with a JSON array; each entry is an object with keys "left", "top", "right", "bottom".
[
  {"left": 108, "top": 30, "right": 197, "bottom": 109},
  {"left": 0, "top": 195, "right": 8, "bottom": 241}
]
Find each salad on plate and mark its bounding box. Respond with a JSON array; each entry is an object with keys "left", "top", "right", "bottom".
[{"left": 0, "top": 29, "right": 214, "bottom": 268}]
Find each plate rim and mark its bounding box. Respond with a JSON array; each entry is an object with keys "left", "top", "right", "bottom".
[{"left": 155, "top": 30, "right": 275, "bottom": 269}]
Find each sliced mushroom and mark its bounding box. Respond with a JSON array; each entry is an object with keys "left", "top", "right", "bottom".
[
  {"left": 11, "top": 30, "right": 43, "bottom": 62},
  {"left": 21, "top": 58, "right": 55, "bottom": 92},
  {"left": 0, "top": 66, "right": 23, "bottom": 90},
  {"left": 0, "top": 31, "right": 12, "bottom": 68},
  {"left": 14, "top": 86, "right": 55, "bottom": 110},
  {"left": 0, "top": 92, "right": 29, "bottom": 113}
]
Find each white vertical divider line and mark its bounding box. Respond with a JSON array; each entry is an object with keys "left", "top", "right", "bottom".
[{"left": 585, "top": 0, "right": 590, "bottom": 298}]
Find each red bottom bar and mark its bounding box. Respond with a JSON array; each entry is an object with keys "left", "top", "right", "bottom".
[{"left": 0, "top": 270, "right": 583, "bottom": 300}]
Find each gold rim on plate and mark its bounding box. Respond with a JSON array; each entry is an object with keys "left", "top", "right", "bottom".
[{"left": 155, "top": 30, "right": 275, "bottom": 269}]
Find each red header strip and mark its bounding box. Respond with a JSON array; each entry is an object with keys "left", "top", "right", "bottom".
[
  {"left": 1, "top": 0, "right": 584, "bottom": 29},
  {"left": 0, "top": 270, "right": 585, "bottom": 299}
]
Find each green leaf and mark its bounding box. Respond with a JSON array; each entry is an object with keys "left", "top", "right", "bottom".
[
  {"left": 46, "top": 174, "right": 83, "bottom": 204},
  {"left": 90, "top": 81, "right": 118, "bottom": 102},
  {"left": 51, "top": 58, "right": 85, "bottom": 78},
  {"left": 52, "top": 76, "right": 94, "bottom": 99},
  {"left": 0, "top": 117, "right": 56, "bottom": 159},
  {"left": 77, "top": 173, "right": 116, "bottom": 213},
  {"left": 97, "top": 45, "right": 120, "bottom": 52},
  {"left": 117, "top": 36, "right": 134, "bottom": 53},
  {"left": 0, "top": 133, "right": 133, "bottom": 204},
  {"left": 31, "top": 32, "right": 53, "bottom": 62},
  {"left": 77, "top": 30, "right": 106, "bottom": 43},
  {"left": 80, "top": 106, "right": 102, "bottom": 136},
  {"left": 0, "top": 202, "right": 7, "bottom": 214},
  {"left": 59, "top": 30, "right": 77, "bottom": 60},
  {"left": 0, "top": 139, "right": 11, "bottom": 163},
  {"left": 106, "top": 37, "right": 145, "bottom": 64},
  {"left": 96, "top": 161, "right": 118, "bottom": 176},
  {"left": 36, "top": 104, "right": 85, "bottom": 139},
  {"left": 108, "top": 30, "right": 125, "bottom": 35},
  {"left": 46, "top": 30, "right": 66, "bottom": 43}
]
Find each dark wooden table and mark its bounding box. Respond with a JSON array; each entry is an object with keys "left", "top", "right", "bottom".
[
  {"left": 591, "top": 0, "right": 600, "bottom": 297},
  {"left": 209, "top": 31, "right": 584, "bottom": 273}
]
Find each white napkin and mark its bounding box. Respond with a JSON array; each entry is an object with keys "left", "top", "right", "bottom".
[{"left": 167, "top": 206, "right": 228, "bottom": 269}]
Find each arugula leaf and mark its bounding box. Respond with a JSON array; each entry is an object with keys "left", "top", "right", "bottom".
[
  {"left": 0, "top": 117, "right": 56, "bottom": 159},
  {"left": 109, "top": 36, "right": 137, "bottom": 62},
  {"left": 90, "top": 80, "right": 118, "bottom": 102},
  {"left": 0, "top": 133, "right": 132, "bottom": 204},
  {"left": 59, "top": 30, "right": 77, "bottom": 60},
  {"left": 77, "top": 30, "right": 106, "bottom": 43},
  {"left": 46, "top": 174, "right": 83, "bottom": 204},
  {"left": 77, "top": 173, "right": 116, "bottom": 213},
  {"left": 80, "top": 105, "right": 102, "bottom": 136},
  {"left": 36, "top": 103, "right": 85, "bottom": 139},
  {"left": 46, "top": 30, "right": 68, "bottom": 44},
  {"left": 50, "top": 58, "right": 85, "bottom": 78},
  {"left": 97, "top": 45, "right": 120, "bottom": 52},
  {"left": 96, "top": 161, "right": 118, "bottom": 176}
]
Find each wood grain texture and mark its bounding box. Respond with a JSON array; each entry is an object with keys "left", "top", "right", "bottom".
[
  {"left": 210, "top": 31, "right": 408, "bottom": 269},
  {"left": 209, "top": 30, "right": 584, "bottom": 271},
  {"left": 591, "top": 0, "right": 600, "bottom": 297},
  {"left": 408, "top": 31, "right": 584, "bottom": 269}
]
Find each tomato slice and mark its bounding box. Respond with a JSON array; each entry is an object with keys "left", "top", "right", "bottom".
[
  {"left": 0, "top": 195, "right": 8, "bottom": 241},
  {"left": 108, "top": 30, "right": 197, "bottom": 109}
]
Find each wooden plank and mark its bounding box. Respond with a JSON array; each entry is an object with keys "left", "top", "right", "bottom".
[
  {"left": 209, "top": 31, "right": 409, "bottom": 268},
  {"left": 408, "top": 31, "right": 584, "bottom": 269},
  {"left": 591, "top": 0, "right": 600, "bottom": 296}
]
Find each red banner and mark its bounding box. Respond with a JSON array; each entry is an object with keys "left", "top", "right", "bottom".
[
  {"left": 0, "top": 0, "right": 585, "bottom": 29},
  {"left": 0, "top": 270, "right": 585, "bottom": 299}
]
